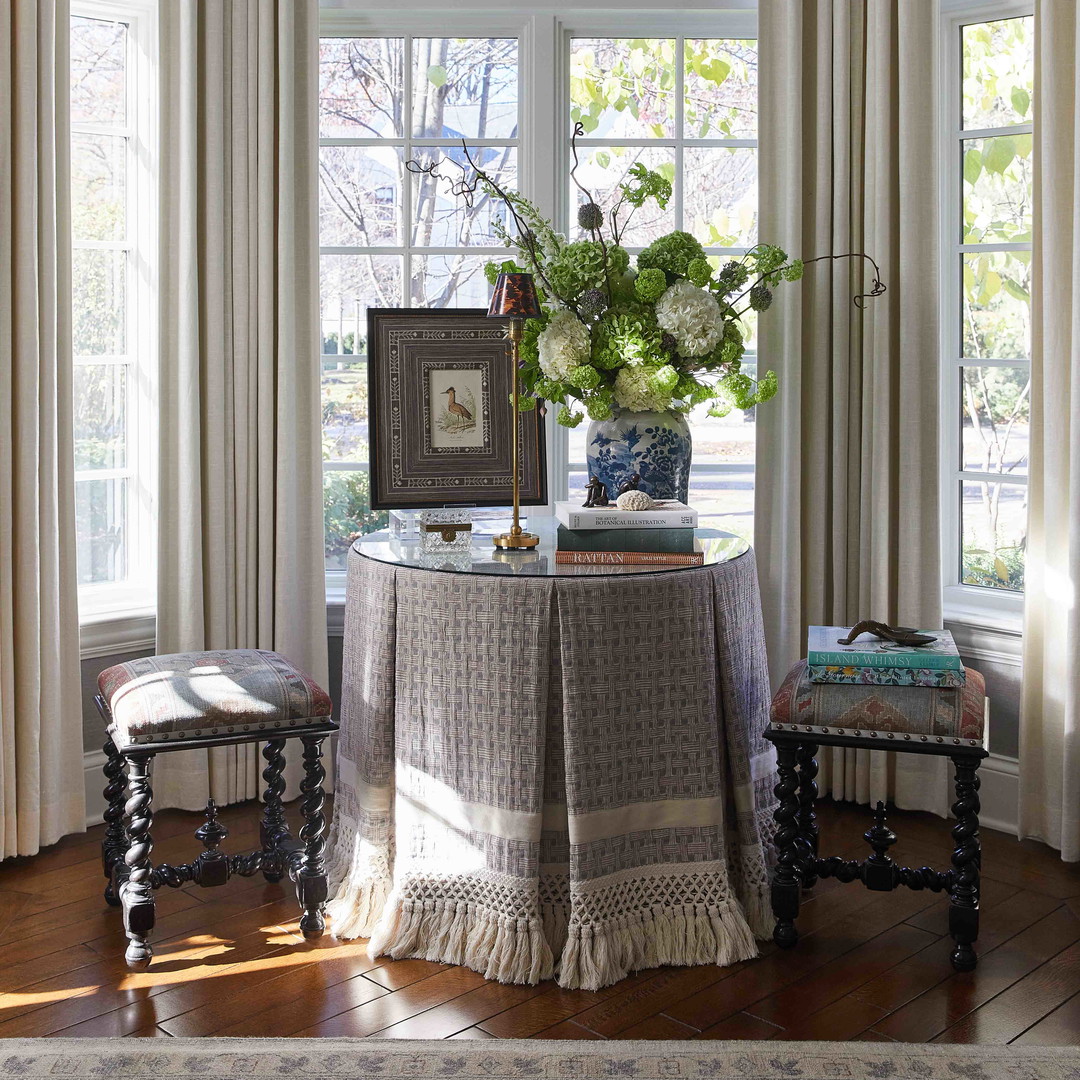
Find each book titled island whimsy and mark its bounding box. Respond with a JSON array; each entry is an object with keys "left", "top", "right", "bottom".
[{"left": 807, "top": 625, "right": 964, "bottom": 686}]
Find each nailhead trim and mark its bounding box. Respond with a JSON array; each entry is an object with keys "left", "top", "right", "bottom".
[{"left": 769, "top": 720, "right": 983, "bottom": 748}]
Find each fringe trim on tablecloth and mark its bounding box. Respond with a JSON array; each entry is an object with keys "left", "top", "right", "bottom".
[
  {"left": 325, "top": 814, "right": 392, "bottom": 940},
  {"left": 557, "top": 899, "right": 759, "bottom": 992},
  {"left": 368, "top": 895, "right": 556, "bottom": 985}
]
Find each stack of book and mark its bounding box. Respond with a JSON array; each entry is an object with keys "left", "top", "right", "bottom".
[
  {"left": 554, "top": 499, "right": 701, "bottom": 566},
  {"left": 806, "top": 626, "right": 965, "bottom": 687}
]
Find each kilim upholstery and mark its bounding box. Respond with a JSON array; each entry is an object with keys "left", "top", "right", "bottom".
[
  {"left": 764, "top": 659, "right": 988, "bottom": 974},
  {"left": 95, "top": 649, "right": 336, "bottom": 970},
  {"left": 769, "top": 659, "right": 986, "bottom": 749},
  {"left": 98, "top": 649, "right": 333, "bottom": 749}
]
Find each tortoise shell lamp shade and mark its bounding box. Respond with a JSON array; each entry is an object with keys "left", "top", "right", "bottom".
[
  {"left": 488, "top": 272, "right": 542, "bottom": 550},
  {"left": 487, "top": 272, "right": 542, "bottom": 320}
]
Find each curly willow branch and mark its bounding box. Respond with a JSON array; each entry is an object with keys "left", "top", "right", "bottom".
[{"left": 800, "top": 252, "right": 888, "bottom": 308}]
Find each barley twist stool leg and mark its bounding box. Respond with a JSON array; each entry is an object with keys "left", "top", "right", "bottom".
[
  {"left": 120, "top": 754, "right": 156, "bottom": 968},
  {"left": 949, "top": 754, "right": 982, "bottom": 972},
  {"left": 771, "top": 741, "right": 804, "bottom": 948},
  {"left": 296, "top": 735, "right": 328, "bottom": 939},
  {"left": 260, "top": 738, "right": 289, "bottom": 883},
  {"left": 101, "top": 736, "right": 128, "bottom": 907},
  {"left": 796, "top": 742, "right": 820, "bottom": 889}
]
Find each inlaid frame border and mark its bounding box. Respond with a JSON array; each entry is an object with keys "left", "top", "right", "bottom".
[{"left": 368, "top": 308, "right": 548, "bottom": 511}]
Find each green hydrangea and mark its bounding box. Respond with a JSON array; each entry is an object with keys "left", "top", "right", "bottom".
[
  {"left": 532, "top": 375, "right": 562, "bottom": 400},
  {"left": 568, "top": 364, "right": 601, "bottom": 391},
  {"left": 637, "top": 231, "right": 706, "bottom": 280},
  {"left": 782, "top": 259, "right": 804, "bottom": 282},
  {"left": 634, "top": 268, "right": 667, "bottom": 303},
  {"left": 756, "top": 369, "right": 779, "bottom": 402},
  {"left": 591, "top": 307, "right": 664, "bottom": 369},
  {"left": 614, "top": 365, "right": 672, "bottom": 413},
  {"left": 753, "top": 245, "right": 788, "bottom": 274},
  {"left": 556, "top": 406, "right": 584, "bottom": 428},
  {"left": 520, "top": 315, "right": 546, "bottom": 367},
  {"left": 484, "top": 258, "right": 522, "bottom": 286},
  {"left": 719, "top": 370, "right": 755, "bottom": 410},
  {"left": 547, "top": 241, "right": 629, "bottom": 303},
  {"left": 648, "top": 364, "right": 680, "bottom": 396},
  {"left": 584, "top": 389, "right": 615, "bottom": 421},
  {"left": 687, "top": 258, "right": 713, "bottom": 288},
  {"left": 516, "top": 394, "right": 538, "bottom": 411}
]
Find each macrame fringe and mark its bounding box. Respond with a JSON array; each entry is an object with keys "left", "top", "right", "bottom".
[
  {"left": 541, "top": 901, "right": 569, "bottom": 959},
  {"left": 324, "top": 814, "right": 392, "bottom": 940},
  {"left": 558, "top": 899, "right": 759, "bottom": 991},
  {"left": 741, "top": 882, "right": 775, "bottom": 941},
  {"left": 369, "top": 895, "right": 556, "bottom": 985}
]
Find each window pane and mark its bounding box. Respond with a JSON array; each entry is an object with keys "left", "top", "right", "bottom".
[
  {"left": 684, "top": 39, "right": 757, "bottom": 138},
  {"left": 962, "top": 250, "right": 1030, "bottom": 360},
  {"left": 412, "top": 147, "right": 515, "bottom": 247},
  {"left": 319, "top": 145, "right": 402, "bottom": 247},
  {"left": 961, "top": 480, "right": 1026, "bottom": 591},
  {"left": 76, "top": 477, "right": 127, "bottom": 585},
  {"left": 962, "top": 18, "right": 1034, "bottom": 130},
  {"left": 685, "top": 146, "right": 757, "bottom": 248},
  {"left": 962, "top": 135, "right": 1032, "bottom": 244},
  {"left": 320, "top": 253, "right": 402, "bottom": 356},
  {"left": 72, "top": 133, "right": 126, "bottom": 242},
  {"left": 571, "top": 146, "right": 676, "bottom": 246},
  {"left": 688, "top": 473, "right": 755, "bottom": 546},
  {"left": 74, "top": 364, "right": 126, "bottom": 470},
  {"left": 570, "top": 39, "right": 676, "bottom": 139},
  {"left": 324, "top": 470, "right": 388, "bottom": 570},
  {"left": 73, "top": 248, "right": 125, "bottom": 356},
  {"left": 412, "top": 38, "right": 518, "bottom": 139},
  {"left": 411, "top": 254, "right": 492, "bottom": 308},
  {"left": 323, "top": 360, "right": 369, "bottom": 464},
  {"left": 71, "top": 17, "right": 126, "bottom": 126},
  {"left": 960, "top": 366, "right": 1029, "bottom": 477},
  {"left": 319, "top": 37, "right": 403, "bottom": 139}
]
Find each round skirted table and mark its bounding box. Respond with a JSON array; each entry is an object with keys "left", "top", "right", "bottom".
[{"left": 326, "top": 519, "right": 777, "bottom": 990}]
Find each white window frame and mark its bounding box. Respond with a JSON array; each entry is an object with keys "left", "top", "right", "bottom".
[
  {"left": 939, "top": 0, "right": 1031, "bottom": 633},
  {"left": 555, "top": 12, "right": 758, "bottom": 502},
  {"left": 72, "top": 0, "right": 158, "bottom": 641}
]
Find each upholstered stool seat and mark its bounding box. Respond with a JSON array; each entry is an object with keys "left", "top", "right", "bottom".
[
  {"left": 764, "top": 661, "right": 988, "bottom": 972},
  {"left": 95, "top": 649, "right": 338, "bottom": 969}
]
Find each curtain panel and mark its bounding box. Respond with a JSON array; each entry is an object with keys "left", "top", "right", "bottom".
[
  {"left": 1020, "top": 0, "right": 1079, "bottom": 863},
  {"left": 0, "top": 0, "right": 87, "bottom": 857},
  {"left": 757, "top": 0, "right": 946, "bottom": 814},
  {"left": 155, "top": 0, "right": 328, "bottom": 810}
]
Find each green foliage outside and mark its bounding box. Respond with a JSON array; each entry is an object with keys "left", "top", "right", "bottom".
[{"left": 324, "top": 471, "right": 388, "bottom": 567}]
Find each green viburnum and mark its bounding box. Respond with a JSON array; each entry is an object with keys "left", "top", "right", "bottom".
[
  {"left": 753, "top": 245, "right": 788, "bottom": 274},
  {"left": 719, "top": 370, "right": 755, "bottom": 410},
  {"left": 517, "top": 394, "right": 537, "bottom": 411},
  {"left": 568, "top": 364, "right": 601, "bottom": 391},
  {"left": 532, "top": 375, "right": 563, "bottom": 400},
  {"left": 634, "top": 267, "right": 667, "bottom": 303},
  {"left": 708, "top": 399, "right": 733, "bottom": 419},
  {"left": 687, "top": 258, "right": 713, "bottom": 288},
  {"left": 584, "top": 388, "right": 615, "bottom": 421},
  {"left": 556, "top": 406, "right": 584, "bottom": 428},
  {"left": 637, "top": 231, "right": 706, "bottom": 280},
  {"left": 619, "top": 163, "right": 672, "bottom": 210},
  {"left": 648, "top": 364, "right": 680, "bottom": 396},
  {"left": 715, "top": 260, "right": 750, "bottom": 295},
  {"left": 614, "top": 365, "right": 672, "bottom": 412},
  {"left": 756, "top": 369, "right": 779, "bottom": 402},
  {"left": 782, "top": 259, "right": 804, "bottom": 282},
  {"left": 547, "top": 241, "right": 630, "bottom": 303}
]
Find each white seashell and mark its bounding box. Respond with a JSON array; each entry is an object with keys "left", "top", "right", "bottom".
[{"left": 616, "top": 489, "right": 654, "bottom": 511}]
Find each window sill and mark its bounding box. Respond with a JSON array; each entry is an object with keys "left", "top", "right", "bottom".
[
  {"left": 943, "top": 584, "right": 1024, "bottom": 637},
  {"left": 79, "top": 609, "right": 157, "bottom": 660}
]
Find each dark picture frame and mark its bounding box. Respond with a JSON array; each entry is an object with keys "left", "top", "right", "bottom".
[{"left": 367, "top": 308, "right": 548, "bottom": 511}]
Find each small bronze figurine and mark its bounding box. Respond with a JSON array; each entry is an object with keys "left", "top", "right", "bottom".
[
  {"left": 617, "top": 473, "right": 641, "bottom": 495},
  {"left": 582, "top": 475, "right": 609, "bottom": 508},
  {"left": 837, "top": 621, "right": 937, "bottom": 647}
]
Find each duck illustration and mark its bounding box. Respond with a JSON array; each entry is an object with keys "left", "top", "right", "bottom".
[{"left": 442, "top": 386, "right": 474, "bottom": 423}]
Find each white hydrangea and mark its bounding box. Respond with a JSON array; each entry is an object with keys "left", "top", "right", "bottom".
[
  {"left": 537, "top": 309, "right": 591, "bottom": 380},
  {"left": 654, "top": 279, "right": 724, "bottom": 358}
]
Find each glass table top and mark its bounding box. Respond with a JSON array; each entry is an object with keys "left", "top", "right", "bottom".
[{"left": 351, "top": 516, "right": 750, "bottom": 577}]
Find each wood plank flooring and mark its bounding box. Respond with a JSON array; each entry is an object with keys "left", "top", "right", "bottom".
[{"left": 1, "top": 798, "right": 1077, "bottom": 1042}]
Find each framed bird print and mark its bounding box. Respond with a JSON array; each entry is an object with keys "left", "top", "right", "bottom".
[{"left": 367, "top": 309, "right": 548, "bottom": 511}]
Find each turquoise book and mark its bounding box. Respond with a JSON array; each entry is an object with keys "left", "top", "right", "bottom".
[{"left": 807, "top": 626, "right": 963, "bottom": 672}]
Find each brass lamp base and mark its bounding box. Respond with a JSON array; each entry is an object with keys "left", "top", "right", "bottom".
[{"left": 492, "top": 530, "right": 540, "bottom": 550}]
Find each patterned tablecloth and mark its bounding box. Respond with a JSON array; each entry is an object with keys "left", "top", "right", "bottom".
[{"left": 327, "top": 546, "right": 776, "bottom": 990}]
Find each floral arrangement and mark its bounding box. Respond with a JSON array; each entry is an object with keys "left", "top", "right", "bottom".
[{"left": 409, "top": 130, "right": 883, "bottom": 429}]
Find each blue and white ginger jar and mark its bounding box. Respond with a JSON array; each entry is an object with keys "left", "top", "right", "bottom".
[{"left": 585, "top": 409, "right": 692, "bottom": 503}]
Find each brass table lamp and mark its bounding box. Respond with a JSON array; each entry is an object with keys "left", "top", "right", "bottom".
[{"left": 487, "top": 272, "right": 542, "bottom": 550}]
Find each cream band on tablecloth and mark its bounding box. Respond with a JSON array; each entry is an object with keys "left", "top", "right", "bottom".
[{"left": 326, "top": 548, "right": 776, "bottom": 990}]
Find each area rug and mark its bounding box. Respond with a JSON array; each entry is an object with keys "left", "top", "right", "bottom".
[{"left": 1, "top": 1040, "right": 1077, "bottom": 1079}]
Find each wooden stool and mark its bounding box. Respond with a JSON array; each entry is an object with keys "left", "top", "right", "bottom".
[
  {"left": 764, "top": 661, "right": 988, "bottom": 971},
  {"left": 96, "top": 649, "right": 338, "bottom": 968}
]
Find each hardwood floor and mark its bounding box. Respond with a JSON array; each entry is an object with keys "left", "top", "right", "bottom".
[{"left": 1, "top": 799, "right": 1077, "bottom": 1042}]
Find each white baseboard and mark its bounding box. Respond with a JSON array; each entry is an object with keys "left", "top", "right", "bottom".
[{"left": 82, "top": 747, "right": 1022, "bottom": 836}]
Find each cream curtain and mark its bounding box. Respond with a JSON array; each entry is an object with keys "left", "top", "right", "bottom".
[
  {"left": 154, "top": 0, "right": 328, "bottom": 810},
  {"left": 1020, "top": 1, "right": 1079, "bottom": 862},
  {"left": 757, "top": 0, "right": 947, "bottom": 814},
  {"left": 0, "top": 0, "right": 87, "bottom": 857}
]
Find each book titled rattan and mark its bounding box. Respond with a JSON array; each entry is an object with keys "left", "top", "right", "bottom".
[{"left": 555, "top": 550, "right": 704, "bottom": 566}]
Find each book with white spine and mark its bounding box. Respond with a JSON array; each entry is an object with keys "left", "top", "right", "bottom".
[{"left": 556, "top": 500, "right": 698, "bottom": 530}]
